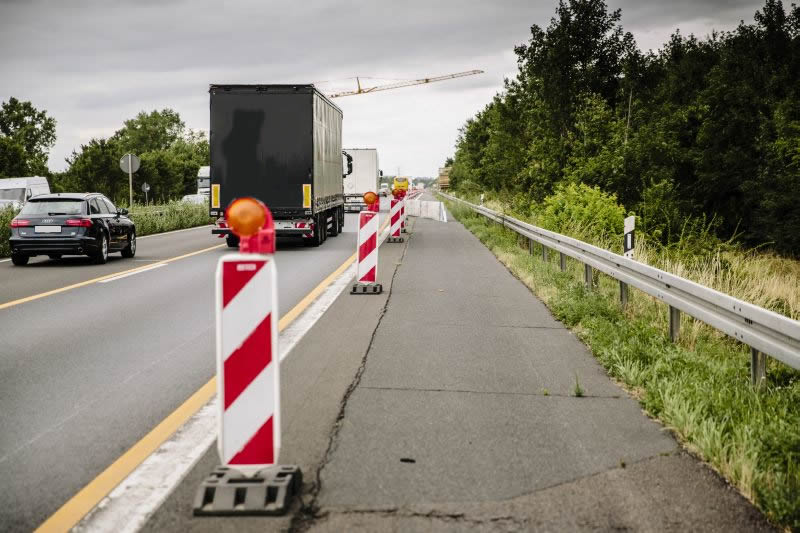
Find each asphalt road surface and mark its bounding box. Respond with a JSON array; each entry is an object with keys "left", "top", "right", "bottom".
[
  {"left": 0, "top": 207, "right": 382, "bottom": 532},
  {"left": 142, "top": 203, "right": 772, "bottom": 532}
]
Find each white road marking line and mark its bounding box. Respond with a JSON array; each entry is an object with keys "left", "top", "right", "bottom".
[
  {"left": 0, "top": 258, "right": 10, "bottom": 263},
  {"left": 97, "top": 263, "right": 166, "bottom": 283}
]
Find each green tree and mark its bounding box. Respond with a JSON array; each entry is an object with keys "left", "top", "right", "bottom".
[
  {"left": 61, "top": 138, "right": 127, "bottom": 203},
  {"left": 112, "top": 109, "right": 185, "bottom": 154},
  {"left": 0, "top": 97, "right": 57, "bottom": 176}
]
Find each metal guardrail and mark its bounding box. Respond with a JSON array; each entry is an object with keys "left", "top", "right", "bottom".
[{"left": 441, "top": 193, "right": 800, "bottom": 384}]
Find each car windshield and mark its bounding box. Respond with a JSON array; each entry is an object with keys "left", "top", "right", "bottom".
[
  {"left": 0, "top": 188, "right": 26, "bottom": 202},
  {"left": 20, "top": 199, "right": 86, "bottom": 216}
]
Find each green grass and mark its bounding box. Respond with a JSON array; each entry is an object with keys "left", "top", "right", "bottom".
[
  {"left": 0, "top": 201, "right": 213, "bottom": 257},
  {"left": 0, "top": 205, "right": 18, "bottom": 258},
  {"left": 445, "top": 200, "right": 800, "bottom": 531},
  {"left": 128, "top": 201, "right": 213, "bottom": 237}
]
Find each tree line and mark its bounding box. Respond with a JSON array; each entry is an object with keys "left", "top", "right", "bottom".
[
  {"left": 0, "top": 99, "right": 208, "bottom": 205},
  {"left": 449, "top": 0, "right": 800, "bottom": 254}
]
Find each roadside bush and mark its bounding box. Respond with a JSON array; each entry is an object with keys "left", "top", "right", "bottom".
[
  {"left": 0, "top": 205, "right": 19, "bottom": 257},
  {"left": 539, "top": 183, "right": 625, "bottom": 244},
  {"left": 128, "top": 201, "right": 213, "bottom": 236}
]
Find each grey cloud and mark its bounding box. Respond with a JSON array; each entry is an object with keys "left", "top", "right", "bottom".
[{"left": 0, "top": 0, "right": 769, "bottom": 175}]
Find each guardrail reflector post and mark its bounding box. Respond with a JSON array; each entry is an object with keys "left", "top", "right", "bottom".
[
  {"left": 194, "top": 198, "right": 301, "bottom": 517},
  {"left": 387, "top": 198, "right": 404, "bottom": 243},
  {"left": 620, "top": 280, "right": 628, "bottom": 309},
  {"left": 751, "top": 347, "right": 767, "bottom": 388},
  {"left": 669, "top": 306, "right": 681, "bottom": 343}
]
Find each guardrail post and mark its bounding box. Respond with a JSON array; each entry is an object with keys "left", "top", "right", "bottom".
[
  {"left": 584, "top": 264, "right": 593, "bottom": 289},
  {"left": 542, "top": 245, "right": 548, "bottom": 262},
  {"left": 620, "top": 281, "right": 628, "bottom": 309},
  {"left": 560, "top": 252, "right": 566, "bottom": 271},
  {"left": 669, "top": 306, "right": 680, "bottom": 342},
  {"left": 529, "top": 238, "right": 534, "bottom": 255},
  {"left": 751, "top": 347, "right": 767, "bottom": 388}
]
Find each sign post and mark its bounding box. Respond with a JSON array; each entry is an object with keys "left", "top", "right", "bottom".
[
  {"left": 119, "top": 154, "right": 140, "bottom": 207},
  {"left": 141, "top": 182, "right": 150, "bottom": 205}
]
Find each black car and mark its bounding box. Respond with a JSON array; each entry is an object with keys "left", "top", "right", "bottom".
[{"left": 9, "top": 193, "right": 136, "bottom": 266}]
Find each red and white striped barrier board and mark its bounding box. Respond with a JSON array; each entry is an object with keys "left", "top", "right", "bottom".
[
  {"left": 352, "top": 210, "right": 383, "bottom": 294},
  {"left": 387, "top": 198, "right": 403, "bottom": 243},
  {"left": 400, "top": 199, "right": 407, "bottom": 233},
  {"left": 215, "top": 253, "right": 280, "bottom": 473}
]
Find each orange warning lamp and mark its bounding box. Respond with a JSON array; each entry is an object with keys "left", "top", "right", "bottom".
[
  {"left": 363, "top": 191, "right": 380, "bottom": 212},
  {"left": 363, "top": 191, "right": 378, "bottom": 205},
  {"left": 225, "top": 197, "right": 275, "bottom": 253}
]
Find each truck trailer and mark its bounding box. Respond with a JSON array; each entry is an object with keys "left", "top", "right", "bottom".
[
  {"left": 209, "top": 84, "right": 347, "bottom": 247},
  {"left": 342, "top": 148, "right": 380, "bottom": 212}
]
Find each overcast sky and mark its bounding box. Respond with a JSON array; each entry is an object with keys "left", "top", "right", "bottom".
[{"left": 0, "top": 0, "right": 766, "bottom": 177}]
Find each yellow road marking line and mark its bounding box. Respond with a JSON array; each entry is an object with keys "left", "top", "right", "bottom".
[
  {"left": 0, "top": 244, "right": 225, "bottom": 311},
  {"left": 34, "top": 249, "right": 360, "bottom": 533}
]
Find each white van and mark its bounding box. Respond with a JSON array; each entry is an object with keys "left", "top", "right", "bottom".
[{"left": 0, "top": 177, "right": 50, "bottom": 205}]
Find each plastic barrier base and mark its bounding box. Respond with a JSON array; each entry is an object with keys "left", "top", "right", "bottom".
[
  {"left": 193, "top": 465, "right": 302, "bottom": 516},
  {"left": 351, "top": 283, "right": 383, "bottom": 294},
  {"left": 387, "top": 236, "right": 404, "bottom": 243}
]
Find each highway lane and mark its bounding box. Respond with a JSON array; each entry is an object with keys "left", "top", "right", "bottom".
[
  {"left": 0, "top": 207, "right": 383, "bottom": 532},
  {"left": 0, "top": 226, "right": 217, "bottom": 305}
]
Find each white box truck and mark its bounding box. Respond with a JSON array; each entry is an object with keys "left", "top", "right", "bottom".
[
  {"left": 0, "top": 176, "right": 50, "bottom": 209},
  {"left": 342, "top": 148, "right": 380, "bottom": 212}
]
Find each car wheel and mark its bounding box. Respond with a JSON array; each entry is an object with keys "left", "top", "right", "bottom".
[
  {"left": 226, "top": 234, "right": 240, "bottom": 248},
  {"left": 48, "top": 254, "right": 62, "bottom": 260},
  {"left": 121, "top": 230, "right": 136, "bottom": 258},
  {"left": 94, "top": 233, "right": 109, "bottom": 264},
  {"left": 11, "top": 254, "right": 29, "bottom": 266}
]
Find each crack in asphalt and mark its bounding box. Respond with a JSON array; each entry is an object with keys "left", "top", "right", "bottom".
[
  {"left": 359, "top": 385, "right": 623, "bottom": 399},
  {"left": 317, "top": 507, "right": 529, "bottom": 529},
  {"left": 289, "top": 224, "right": 412, "bottom": 532}
]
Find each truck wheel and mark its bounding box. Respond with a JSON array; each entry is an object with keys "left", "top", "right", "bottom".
[
  {"left": 226, "top": 234, "right": 240, "bottom": 248},
  {"left": 11, "top": 254, "right": 29, "bottom": 266},
  {"left": 339, "top": 207, "right": 345, "bottom": 230},
  {"left": 329, "top": 209, "right": 341, "bottom": 236},
  {"left": 311, "top": 214, "right": 323, "bottom": 247}
]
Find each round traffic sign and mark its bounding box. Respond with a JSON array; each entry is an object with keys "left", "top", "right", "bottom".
[
  {"left": 120, "top": 154, "right": 141, "bottom": 174},
  {"left": 141, "top": 182, "right": 150, "bottom": 192}
]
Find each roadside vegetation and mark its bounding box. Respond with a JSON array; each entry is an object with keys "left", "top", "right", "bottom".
[
  {"left": 127, "top": 202, "right": 213, "bottom": 237},
  {"left": 443, "top": 191, "right": 800, "bottom": 530},
  {"left": 0, "top": 205, "right": 16, "bottom": 258},
  {"left": 443, "top": 3, "right": 800, "bottom": 525}
]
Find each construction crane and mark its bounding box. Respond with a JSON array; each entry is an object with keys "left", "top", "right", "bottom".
[{"left": 326, "top": 69, "right": 484, "bottom": 99}]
